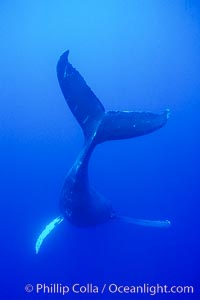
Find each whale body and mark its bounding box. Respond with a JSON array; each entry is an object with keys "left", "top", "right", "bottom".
[{"left": 35, "top": 51, "right": 171, "bottom": 254}]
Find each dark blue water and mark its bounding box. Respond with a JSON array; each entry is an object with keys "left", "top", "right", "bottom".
[{"left": 1, "top": 1, "right": 199, "bottom": 299}]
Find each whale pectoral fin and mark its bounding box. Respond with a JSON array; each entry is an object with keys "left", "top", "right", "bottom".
[
  {"left": 35, "top": 216, "right": 64, "bottom": 254},
  {"left": 96, "top": 109, "right": 170, "bottom": 143},
  {"left": 117, "top": 216, "right": 171, "bottom": 228}
]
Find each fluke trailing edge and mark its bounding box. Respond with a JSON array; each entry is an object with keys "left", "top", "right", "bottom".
[{"left": 35, "top": 51, "right": 171, "bottom": 254}]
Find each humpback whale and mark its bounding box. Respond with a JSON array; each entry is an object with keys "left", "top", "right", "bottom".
[{"left": 35, "top": 50, "right": 171, "bottom": 254}]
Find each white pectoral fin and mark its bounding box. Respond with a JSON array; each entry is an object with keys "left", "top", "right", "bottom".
[
  {"left": 117, "top": 216, "right": 171, "bottom": 228},
  {"left": 35, "top": 216, "right": 64, "bottom": 254}
]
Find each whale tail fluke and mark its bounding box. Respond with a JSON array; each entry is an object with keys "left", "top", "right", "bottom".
[
  {"left": 57, "top": 51, "right": 169, "bottom": 145},
  {"left": 96, "top": 109, "right": 169, "bottom": 144},
  {"left": 57, "top": 50, "right": 105, "bottom": 140}
]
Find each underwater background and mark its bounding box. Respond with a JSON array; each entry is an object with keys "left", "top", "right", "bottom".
[{"left": 0, "top": 0, "right": 199, "bottom": 299}]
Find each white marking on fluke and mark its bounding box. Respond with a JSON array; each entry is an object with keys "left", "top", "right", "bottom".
[
  {"left": 35, "top": 216, "right": 64, "bottom": 254},
  {"left": 166, "top": 108, "right": 170, "bottom": 120}
]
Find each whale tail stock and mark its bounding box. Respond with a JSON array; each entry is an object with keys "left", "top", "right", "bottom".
[{"left": 56, "top": 50, "right": 170, "bottom": 145}]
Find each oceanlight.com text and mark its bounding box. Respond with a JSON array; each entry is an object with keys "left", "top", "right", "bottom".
[{"left": 25, "top": 282, "right": 195, "bottom": 296}]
